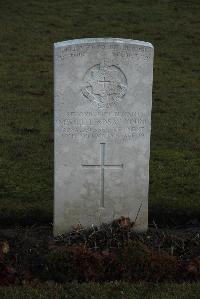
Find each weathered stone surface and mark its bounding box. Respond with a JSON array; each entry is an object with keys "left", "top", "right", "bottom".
[{"left": 54, "top": 38, "right": 154, "bottom": 235}]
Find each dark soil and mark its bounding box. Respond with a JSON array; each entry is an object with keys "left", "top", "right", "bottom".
[{"left": 0, "top": 218, "right": 199, "bottom": 286}]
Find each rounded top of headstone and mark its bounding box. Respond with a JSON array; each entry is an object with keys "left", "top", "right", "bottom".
[{"left": 54, "top": 37, "right": 153, "bottom": 49}]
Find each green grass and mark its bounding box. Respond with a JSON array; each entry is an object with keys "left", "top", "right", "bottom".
[
  {"left": 0, "top": 0, "right": 199, "bottom": 224},
  {"left": 0, "top": 283, "right": 200, "bottom": 299}
]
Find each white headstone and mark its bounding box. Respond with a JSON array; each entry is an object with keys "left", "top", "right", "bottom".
[{"left": 54, "top": 38, "right": 154, "bottom": 235}]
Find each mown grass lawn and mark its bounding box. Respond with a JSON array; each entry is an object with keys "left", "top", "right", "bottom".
[
  {"left": 0, "top": 283, "right": 200, "bottom": 299},
  {"left": 0, "top": 0, "right": 199, "bottom": 225}
]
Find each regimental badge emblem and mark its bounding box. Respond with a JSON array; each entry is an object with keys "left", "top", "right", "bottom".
[{"left": 81, "top": 62, "right": 127, "bottom": 108}]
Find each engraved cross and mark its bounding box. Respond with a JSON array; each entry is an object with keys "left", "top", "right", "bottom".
[
  {"left": 81, "top": 143, "right": 123, "bottom": 208},
  {"left": 98, "top": 76, "right": 111, "bottom": 89}
]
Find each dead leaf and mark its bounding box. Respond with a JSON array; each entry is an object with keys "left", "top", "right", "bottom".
[{"left": 1, "top": 241, "right": 10, "bottom": 254}]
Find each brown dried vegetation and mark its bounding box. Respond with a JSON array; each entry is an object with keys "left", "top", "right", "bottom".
[{"left": 0, "top": 218, "right": 199, "bottom": 285}]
